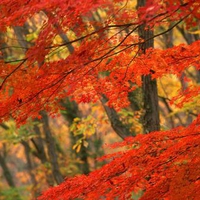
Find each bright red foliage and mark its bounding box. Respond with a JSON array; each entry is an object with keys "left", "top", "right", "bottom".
[
  {"left": 0, "top": 0, "right": 200, "bottom": 199},
  {"left": 38, "top": 116, "right": 200, "bottom": 199},
  {"left": 0, "top": 0, "right": 200, "bottom": 122}
]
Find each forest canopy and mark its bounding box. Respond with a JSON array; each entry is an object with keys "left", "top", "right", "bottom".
[{"left": 0, "top": 0, "right": 200, "bottom": 199}]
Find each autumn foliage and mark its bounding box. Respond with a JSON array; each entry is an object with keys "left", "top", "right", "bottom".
[
  {"left": 0, "top": 0, "right": 200, "bottom": 199},
  {"left": 39, "top": 117, "right": 200, "bottom": 200},
  {"left": 0, "top": 0, "right": 200, "bottom": 122}
]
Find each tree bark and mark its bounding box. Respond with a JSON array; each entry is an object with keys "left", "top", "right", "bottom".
[
  {"left": 41, "top": 111, "right": 64, "bottom": 184},
  {"left": 137, "top": 0, "right": 160, "bottom": 133},
  {"left": 0, "top": 124, "right": 16, "bottom": 188},
  {"left": 21, "top": 140, "right": 40, "bottom": 198},
  {"left": 101, "top": 95, "right": 134, "bottom": 139},
  {"left": 31, "top": 123, "right": 55, "bottom": 186},
  {"left": 0, "top": 152, "right": 15, "bottom": 188}
]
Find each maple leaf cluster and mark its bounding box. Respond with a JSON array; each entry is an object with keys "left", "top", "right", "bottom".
[
  {"left": 39, "top": 116, "right": 200, "bottom": 199},
  {"left": 0, "top": 0, "right": 200, "bottom": 123}
]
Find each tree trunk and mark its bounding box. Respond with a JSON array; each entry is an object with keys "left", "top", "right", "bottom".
[
  {"left": 41, "top": 111, "right": 64, "bottom": 184},
  {"left": 31, "top": 123, "right": 55, "bottom": 186},
  {"left": 0, "top": 152, "right": 15, "bottom": 187},
  {"left": 101, "top": 95, "right": 134, "bottom": 139},
  {"left": 21, "top": 140, "right": 40, "bottom": 198},
  {"left": 0, "top": 124, "right": 16, "bottom": 188},
  {"left": 137, "top": 0, "right": 160, "bottom": 133}
]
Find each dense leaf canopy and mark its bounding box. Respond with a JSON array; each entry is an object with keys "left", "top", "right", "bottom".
[
  {"left": 0, "top": 0, "right": 200, "bottom": 123},
  {"left": 0, "top": 0, "right": 200, "bottom": 199}
]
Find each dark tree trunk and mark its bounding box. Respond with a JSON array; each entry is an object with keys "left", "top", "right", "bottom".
[
  {"left": 41, "top": 111, "right": 64, "bottom": 184},
  {"left": 21, "top": 140, "right": 40, "bottom": 198},
  {"left": 0, "top": 152, "right": 22, "bottom": 200},
  {"left": 137, "top": 0, "right": 160, "bottom": 133},
  {"left": 0, "top": 124, "right": 16, "bottom": 188},
  {"left": 31, "top": 123, "right": 55, "bottom": 186},
  {"left": 0, "top": 152, "right": 15, "bottom": 188},
  {"left": 142, "top": 75, "right": 160, "bottom": 133},
  {"left": 101, "top": 95, "right": 134, "bottom": 139}
]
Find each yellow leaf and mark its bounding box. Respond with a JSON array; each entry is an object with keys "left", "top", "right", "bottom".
[
  {"left": 76, "top": 144, "right": 81, "bottom": 153},
  {"left": 189, "top": 30, "right": 200, "bottom": 34},
  {"left": 72, "top": 143, "right": 78, "bottom": 150},
  {"left": 74, "top": 117, "right": 81, "bottom": 122},
  {"left": 83, "top": 141, "right": 89, "bottom": 148}
]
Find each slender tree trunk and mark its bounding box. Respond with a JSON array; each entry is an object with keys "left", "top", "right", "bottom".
[
  {"left": 31, "top": 124, "right": 55, "bottom": 186},
  {"left": 0, "top": 152, "right": 15, "bottom": 187},
  {"left": 0, "top": 33, "right": 10, "bottom": 60},
  {"left": 0, "top": 152, "right": 22, "bottom": 200},
  {"left": 77, "top": 143, "right": 90, "bottom": 174},
  {"left": 0, "top": 125, "right": 16, "bottom": 188},
  {"left": 21, "top": 140, "right": 40, "bottom": 198},
  {"left": 137, "top": 0, "right": 160, "bottom": 133},
  {"left": 0, "top": 125, "right": 22, "bottom": 200},
  {"left": 101, "top": 95, "right": 133, "bottom": 139},
  {"left": 13, "top": 26, "right": 29, "bottom": 49},
  {"left": 41, "top": 111, "right": 64, "bottom": 184}
]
